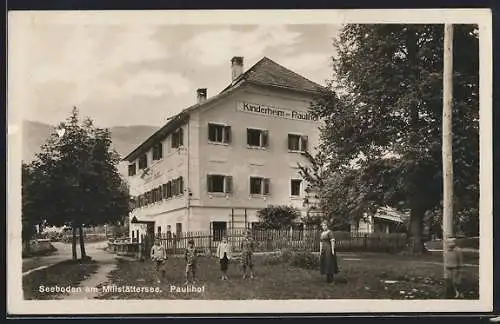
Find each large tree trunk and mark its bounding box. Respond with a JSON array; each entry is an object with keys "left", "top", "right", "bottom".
[
  {"left": 72, "top": 225, "right": 78, "bottom": 260},
  {"left": 78, "top": 225, "right": 87, "bottom": 259}
]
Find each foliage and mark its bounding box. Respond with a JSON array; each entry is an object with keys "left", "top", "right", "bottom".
[
  {"left": 307, "top": 24, "right": 479, "bottom": 253},
  {"left": 26, "top": 107, "right": 131, "bottom": 258},
  {"left": 21, "top": 163, "right": 42, "bottom": 247},
  {"left": 262, "top": 248, "right": 319, "bottom": 270},
  {"left": 256, "top": 205, "right": 301, "bottom": 229},
  {"left": 289, "top": 251, "right": 320, "bottom": 270}
]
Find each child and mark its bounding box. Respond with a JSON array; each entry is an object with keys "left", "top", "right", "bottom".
[
  {"left": 240, "top": 229, "right": 255, "bottom": 279},
  {"left": 150, "top": 239, "right": 168, "bottom": 283},
  {"left": 184, "top": 239, "right": 197, "bottom": 284},
  {"left": 445, "top": 237, "right": 464, "bottom": 298},
  {"left": 216, "top": 236, "right": 232, "bottom": 280}
]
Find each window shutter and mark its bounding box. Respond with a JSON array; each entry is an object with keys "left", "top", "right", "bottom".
[
  {"left": 301, "top": 135, "right": 308, "bottom": 152},
  {"left": 225, "top": 176, "right": 233, "bottom": 193},
  {"left": 263, "top": 178, "right": 270, "bottom": 195},
  {"left": 208, "top": 124, "right": 212, "bottom": 142},
  {"left": 176, "top": 178, "right": 180, "bottom": 195},
  {"left": 179, "top": 176, "right": 184, "bottom": 194},
  {"left": 262, "top": 130, "right": 269, "bottom": 147},
  {"left": 207, "top": 175, "right": 212, "bottom": 193},
  {"left": 167, "top": 181, "right": 172, "bottom": 198},
  {"left": 246, "top": 129, "right": 251, "bottom": 145},
  {"left": 287, "top": 134, "right": 293, "bottom": 150},
  {"left": 171, "top": 133, "right": 176, "bottom": 148},
  {"left": 224, "top": 126, "right": 231, "bottom": 144},
  {"left": 179, "top": 128, "right": 184, "bottom": 146}
]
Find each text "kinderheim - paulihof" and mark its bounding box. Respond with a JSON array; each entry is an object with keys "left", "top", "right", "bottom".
[{"left": 238, "top": 102, "right": 319, "bottom": 122}]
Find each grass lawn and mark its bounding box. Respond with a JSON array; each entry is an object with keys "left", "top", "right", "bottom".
[
  {"left": 96, "top": 252, "right": 478, "bottom": 300},
  {"left": 23, "top": 259, "right": 99, "bottom": 300}
]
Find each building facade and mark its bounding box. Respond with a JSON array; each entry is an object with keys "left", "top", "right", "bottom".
[{"left": 124, "top": 57, "right": 324, "bottom": 240}]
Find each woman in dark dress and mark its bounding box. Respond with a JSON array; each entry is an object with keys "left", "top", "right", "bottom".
[{"left": 319, "top": 220, "right": 339, "bottom": 283}]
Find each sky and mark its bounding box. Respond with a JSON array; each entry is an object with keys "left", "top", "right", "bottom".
[{"left": 19, "top": 22, "right": 341, "bottom": 127}]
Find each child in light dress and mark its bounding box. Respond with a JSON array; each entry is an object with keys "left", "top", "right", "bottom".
[{"left": 216, "top": 236, "right": 232, "bottom": 280}]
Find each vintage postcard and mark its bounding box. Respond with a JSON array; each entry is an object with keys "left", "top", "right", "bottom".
[{"left": 7, "top": 9, "right": 493, "bottom": 315}]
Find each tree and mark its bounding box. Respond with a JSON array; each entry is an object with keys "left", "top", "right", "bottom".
[
  {"left": 21, "top": 163, "right": 43, "bottom": 253},
  {"left": 32, "top": 107, "right": 131, "bottom": 260},
  {"left": 310, "top": 24, "right": 479, "bottom": 253},
  {"left": 256, "top": 205, "right": 301, "bottom": 229},
  {"left": 298, "top": 151, "right": 352, "bottom": 230}
]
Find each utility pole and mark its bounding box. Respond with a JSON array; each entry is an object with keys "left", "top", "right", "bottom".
[{"left": 442, "top": 23, "right": 454, "bottom": 297}]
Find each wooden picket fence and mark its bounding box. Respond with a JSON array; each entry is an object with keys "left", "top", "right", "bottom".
[{"left": 155, "top": 229, "right": 408, "bottom": 255}]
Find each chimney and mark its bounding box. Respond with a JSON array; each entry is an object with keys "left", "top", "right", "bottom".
[
  {"left": 231, "top": 56, "right": 244, "bottom": 81},
  {"left": 196, "top": 88, "right": 207, "bottom": 104}
]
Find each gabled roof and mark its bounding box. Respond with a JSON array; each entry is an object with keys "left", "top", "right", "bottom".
[
  {"left": 222, "top": 57, "right": 324, "bottom": 94},
  {"left": 122, "top": 57, "right": 325, "bottom": 162},
  {"left": 374, "top": 207, "right": 410, "bottom": 224}
]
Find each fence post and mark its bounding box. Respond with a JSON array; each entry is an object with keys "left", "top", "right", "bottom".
[
  {"left": 364, "top": 234, "right": 368, "bottom": 250},
  {"left": 208, "top": 230, "right": 212, "bottom": 256}
]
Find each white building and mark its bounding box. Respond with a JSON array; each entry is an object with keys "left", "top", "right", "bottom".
[
  {"left": 123, "top": 56, "right": 324, "bottom": 241},
  {"left": 352, "top": 207, "right": 409, "bottom": 234}
]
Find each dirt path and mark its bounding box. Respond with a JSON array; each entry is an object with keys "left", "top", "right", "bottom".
[
  {"left": 63, "top": 248, "right": 120, "bottom": 300},
  {"left": 22, "top": 242, "right": 108, "bottom": 275}
]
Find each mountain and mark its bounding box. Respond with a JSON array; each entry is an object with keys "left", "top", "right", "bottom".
[{"left": 21, "top": 120, "right": 159, "bottom": 163}]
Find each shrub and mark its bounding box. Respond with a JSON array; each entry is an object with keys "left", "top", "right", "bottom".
[
  {"left": 289, "top": 251, "right": 319, "bottom": 270},
  {"left": 262, "top": 248, "right": 319, "bottom": 270},
  {"left": 256, "top": 205, "right": 301, "bottom": 229},
  {"left": 262, "top": 252, "right": 285, "bottom": 265},
  {"left": 280, "top": 248, "right": 294, "bottom": 263}
]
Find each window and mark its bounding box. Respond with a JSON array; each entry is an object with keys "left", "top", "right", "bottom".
[
  {"left": 291, "top": 179, "right": 302, "bottom": 196},
  {"left": 176, "top": 223, "right": 182, "bottom": 237},
  {"left": 152, "top": 143, "right": 163, "bottom": 160},
  {"left": 212, "top": 222, "right": 227, "bottom": 241},
  {"left": 128, "top": 163, "right": 136, "bottom": 176},
  {"left": 250, "top": 177, "right": 270, "bottom": 195},
  {"left": 208, "top": 124, "right": 231, "bottom": 144},
  {"left": 247, "top": 128, "right": 269, "bottom": 148},
  {"left": 171, "top": 128, "right": 184, "bottom": 149},
  {"left": 207, "top": 175, "right": 232, "bottom": 193},
  {"left": 138, "top": 154, "right": 148, "bottom": 170},
  {"left": 157, "top": 226, "right": 162, "bottom": 236},
  {"left": 288, "top": 134, "right": 308, "bottom": 152},
  {"left": 172, "top": 177, "right": 184, "bottom": 196}
]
